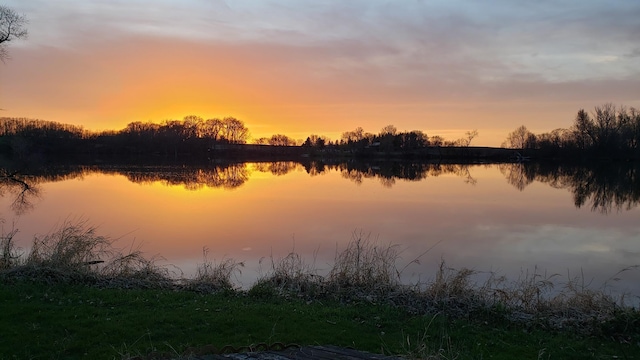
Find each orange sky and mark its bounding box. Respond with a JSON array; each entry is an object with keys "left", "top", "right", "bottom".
[{"left": 1, "top": 1, "right": 639, "bottom": 146}]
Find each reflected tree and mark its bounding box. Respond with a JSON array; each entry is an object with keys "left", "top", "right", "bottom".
[
  {"left": 498, "top": 163, "right": 534, "bottom": 191},
  {"left": 302, "top": 161, "right": 327, "bottom": 176},
  {"left": 334, "top": 161, "right": 478, "bottom": 188},
  {"left": 567, "top": 163, "right": 640, "bottom": 214},
  {"left": 0, "top": 169, "right": 40, "bottom": 215},
  {"left": 120, "top": 164, "right": 250, "bottom": 190},
  {"left": 253, "top": 162, "right": 300, "bottom": 176},
  {"left": 379, "top": 177, "right": 395, "bottom": 188},
  {"left": 499, "top": 162, "right": 640, "bottom": 213},
  {"left": 14, "top": 161, "right": 639, "bottom": 214},
  {"left": 268, "top": 162, "right": 299, "bottom": 176}
]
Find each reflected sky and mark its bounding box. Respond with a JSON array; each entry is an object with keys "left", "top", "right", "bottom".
[{"left": 1, "top": 163, "right": 639, "bottom": 300}]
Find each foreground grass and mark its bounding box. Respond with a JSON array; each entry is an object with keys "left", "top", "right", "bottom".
[
  {"left": 2, "top": 221, "right": 640, "bottom": 359},
  {"left": 1, "top": 282, "right": 639, "bottom": 360}
]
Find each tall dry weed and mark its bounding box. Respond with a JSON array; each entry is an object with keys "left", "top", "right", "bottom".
[
  {"left": 101, "top": 250, "right": 173, "bottom": 289},
  {"left": 182, "top": 247, "right": 244, "bottom": 292},
  {"left": 328, "top": 231, "right": 400, "bottom": 292},
  {"left": 0, "top": 227, "right": 21, "bottom": 270},
  {"left": 26, "top": 218, "right": 111, "bottom": 271},
  {"left": 251, "top": 249, "right": 323, "bottom": 298}
]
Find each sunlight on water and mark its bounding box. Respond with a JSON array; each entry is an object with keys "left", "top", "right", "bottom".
[{"left": 1, "top": 162, "right": 639, "bottom": 301}]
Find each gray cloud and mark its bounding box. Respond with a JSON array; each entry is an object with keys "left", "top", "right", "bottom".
[{"left": 2, "top": 0, "right": 640, "bottom": 143}]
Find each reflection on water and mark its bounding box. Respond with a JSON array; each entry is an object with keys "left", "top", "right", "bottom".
[
  {"left": 0, "top": 160, "right": 639, "bottom": 300},
  {"left": 499, "top": 162, "right": 640, "bottom": 213},
  {"left": 3, "top": 161, "right": 639, "bottom": 213},
  {"left": 0, "top": 169, "right": 41, "bottom": 215}
]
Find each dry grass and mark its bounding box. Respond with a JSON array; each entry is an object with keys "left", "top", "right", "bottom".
[
  {"left": 328, "top": 231, "right": 400, "bottom": 291},
  {"left": 0, "top": 219, "right": 173, "bottom": 289},
  {"left": 0, "top": 226, "right": 21, "bottom": 270},
  {"left": 26, "top": 218, "right": 111, "bottom": 270},
  {"left": 180, "top": 247, "right": 244, "bottom": 293},
  {"left": 0, "top": 220, "right": 638, "bottom": 336},
  {"left": 101, "top": 251, "right": 173, "bottom": 289},
  {"left": 250, "top": 250, "right": 324, "bottom": 299}
]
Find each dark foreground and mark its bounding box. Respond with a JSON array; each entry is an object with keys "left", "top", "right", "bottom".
[
  {"left": 1, "top": 282, "right": 638, "bottom": 360},
  {"left": 169, "top": 345, "right": 402, "bottom": 360}
]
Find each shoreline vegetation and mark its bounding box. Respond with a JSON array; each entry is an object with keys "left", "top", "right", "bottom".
[
  {"left": 1, "top": 220, "right": 639, "bottom": 358},
  {"left": 1, "top": 103, "right": 640, "bottom": 163}
]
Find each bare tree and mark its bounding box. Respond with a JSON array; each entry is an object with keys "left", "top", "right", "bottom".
[
  {"left": 429, "top": 135, "right": 443, "bottom": 147},
  {"left": 268, "top": 134, "right": 296, "bottom": 146},
  {"left": 503, "top": 125, "right": 533, "bottom": 149},
  {"left": 221, "top": 117, "right": 249, "bottom": 144},
  {"left": 203, "top": 118, "right": 223, "bottom": 141},
  {"left": 463, "top": 129, "right": 478, "bottom": 147},
  {"left": 380, "top": 124, "right": 397, "bottom": 136},
  {"left": 0, "top": 5, "right": 28, "bottom": 61}
]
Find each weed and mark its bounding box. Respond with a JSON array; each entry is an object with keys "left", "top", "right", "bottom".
[
  {"left": 0, "top": 219, "right": 638, "bottom": 340},
  {"left": 327, "top": 231, "right": 401, "bottom": 298},
  {"left": 252, "top": 250, "right": 323, "bottom": 299},
  {"left": 180, "top": 247, "right": 244, "bottom": 293},
  {"left": 27, "top": 218, "right": 111, "bottom": 271},
  {"left": 0, "top": 225, "right": 21, "bottom": 270},
  {"left": 102, "top": 251, "right": 173, "bottom": 289}
]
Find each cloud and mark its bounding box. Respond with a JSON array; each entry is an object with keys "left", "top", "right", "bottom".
[
  {"left": 2, "top": 0, "right": 640, "bottom": 145},
  {"left": 625, "top": 48, "right": 640, "bottom": 59}
]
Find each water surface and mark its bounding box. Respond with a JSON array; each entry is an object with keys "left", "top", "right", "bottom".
[{"left": 1, "top": 161, "right": 639, "bottom": 300}]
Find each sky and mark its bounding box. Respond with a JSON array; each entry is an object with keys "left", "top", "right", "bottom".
[{"left": 1, "top": 0, "right": 639, "bottom": 146}]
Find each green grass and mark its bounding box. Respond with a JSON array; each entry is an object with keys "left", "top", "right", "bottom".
[
  {"left": 0, "top": 282, "right": 638, "bottom": 359},
  {"left": 1, "top": 222, "right": 640, "bottom": 359}
]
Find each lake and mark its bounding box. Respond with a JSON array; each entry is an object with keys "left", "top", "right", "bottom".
[{"left": 1, "top": 161, "right": 639, "bottom": 302}]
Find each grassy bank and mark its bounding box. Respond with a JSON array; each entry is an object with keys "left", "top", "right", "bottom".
[
  {"left": 2, "top": 282, "right": 638, "bottom": 359},
  {"left": 1, "top": 221, "right": 639, "bottom": 359}
]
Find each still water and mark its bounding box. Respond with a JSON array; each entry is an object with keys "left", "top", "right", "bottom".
[{"left": 2, "top": 161, "right": 639, "bottom": 299}]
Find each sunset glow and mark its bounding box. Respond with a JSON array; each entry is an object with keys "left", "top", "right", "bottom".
[{"left": 1, "top": 1, "right": 639, "bottom": 146}]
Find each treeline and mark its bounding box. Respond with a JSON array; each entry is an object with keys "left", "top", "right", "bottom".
[
  {"left": 0, "top": 115, "right": 478, "bottom": 160},
  {"left": 504, "top": 103, "right": 640, "bottom": 159},
  {"left": 0, "top": 116, "right": 250, "bottom": 159},
  {"left": 5, "top": 103, "right": 640, "bottom": 161},
  {"left": 333, "top": 126, "right": 480, "bottom": 154}
]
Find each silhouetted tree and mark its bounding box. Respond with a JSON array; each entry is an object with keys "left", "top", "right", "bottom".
[
  {"left": 429, "top": 135, "right": 444, "bottom": 147},
  {"left": 182, "top": 115, "right": 204, "bottom": 139},
  {"left": 268, "top": 134, "right": 296, "bottom": 146},
  {"left": 203, "top": 118, "right": 224, "bottom": 141},
  {"left": 380, "top": 124, "right": 397, "bottom": 136},
  {"left": 302, "top": 134, "right": 327, "bottom": 148},
  {"left": 253, "top": 137, "right": 270, "bottom": 145},
  {"left": 221, "top": 117, "right": 249, "bottom": 144},
  {"left": 341, "top": 127, "right": 365, "bottom": 143},
  {"left": 400, "top": 130, "right": 428, "bottom": 150},
  {"left": 503, "top": 125, "right": 534, "bottom": 149},
  {"left": 0, "top": 5, "right": 28, "bottom": 61},
  {"left": 461, "top": 129, "right": 479, "bottom": 147}
]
